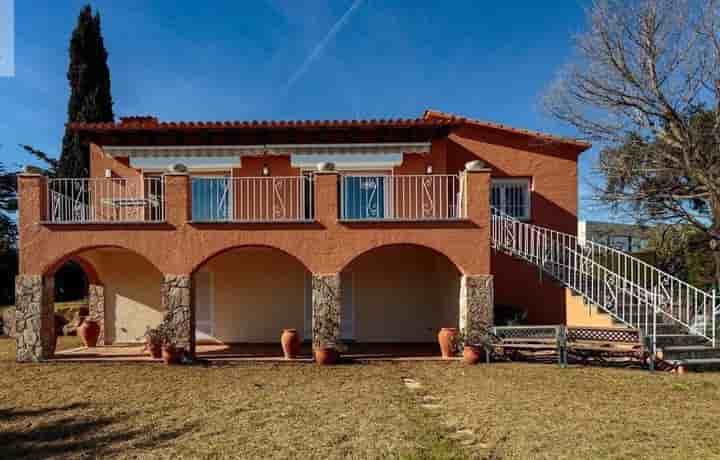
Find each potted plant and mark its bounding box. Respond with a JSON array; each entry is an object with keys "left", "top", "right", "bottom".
[
  {"left": 281, "top": 329, "right": 301, "bottom": 359},
  {"left": 77, "top": 318, "right": 101, "bottom": 347},
  {"left": 144, "top": 326, "right": 165, "bottom": 359},
  {"left": 437, "top": 327, "right": 458, "bottom": 359},
  {"left": 161, "top": 341, "right": 181, "bottom": 365},
  {"left": 458, "top": 328, "right": 490, "bottom": 365},
  {"left": 314, "top": 346, "right": 338, "bottom": 365}
]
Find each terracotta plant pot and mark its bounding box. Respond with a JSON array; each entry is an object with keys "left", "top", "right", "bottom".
[
  {"left": 438, "top": 328, "right": 458, "bottom": 359},
  {"left": 147, "top": 342, "right": 162, "bottom": 359},
  {"left": 77, "top": 319, "right": 100, "bottom": 347},
  {"left": 463, "top": 345, "right": 482, "bottom": 365},
  {"left": 281, "top": 329, "right": 301, "bottom": 359},
  {"left": 314, "top": 347, "right": 338, "bottom": 365},
  {"left": 161, "top": 345, "right": 180, "bottom": 365}
]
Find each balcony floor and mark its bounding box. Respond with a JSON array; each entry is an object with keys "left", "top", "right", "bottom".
[{"left": 52, "top": 342, "right": 457, "bottom": 363}]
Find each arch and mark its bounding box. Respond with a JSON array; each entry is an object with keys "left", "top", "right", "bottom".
[
  {"left": 190, "top": 244, "right": 312, "bottom": 275},
  {"left": 340, "top": 243, "right": 463, "bottom": 344},
  {"left": 191, "top": 244, "right": 312, "bottom": 345},
  {"left": 42, "top": 245, "right": 163, "bottom": 279},
  {"left": 338, "top": 242, "right": 464, "bottom": 274}
]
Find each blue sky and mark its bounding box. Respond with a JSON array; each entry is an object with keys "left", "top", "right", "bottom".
[{"left": 0, "top": 0, "right": 606, "bottom": 219}]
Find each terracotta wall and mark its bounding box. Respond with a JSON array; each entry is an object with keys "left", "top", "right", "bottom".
[
  {"left": 345, "top": 245, "right": 460, "bottom": 342},
  {"left": 444, "top": 124, "right": 583, "bottom": 324}
]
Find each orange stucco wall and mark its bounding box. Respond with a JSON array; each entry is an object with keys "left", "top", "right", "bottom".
[
  {"left": 18, "top": 145, "right": 491, "bottom": 280},
  {"left": 445, "top": 124, "right": 582, "bottom": 324},
  {"left": 19, "top": 125, "right": 584, "bottom": 326}
]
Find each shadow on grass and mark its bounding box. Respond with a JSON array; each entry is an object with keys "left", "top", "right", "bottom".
[{"left": 0, "top": 403, "right": 198, "bottom": 459}]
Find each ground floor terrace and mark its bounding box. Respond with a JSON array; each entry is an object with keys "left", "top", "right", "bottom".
[{"left": 16, "top": 243, "right": 505, "bottom": 362}]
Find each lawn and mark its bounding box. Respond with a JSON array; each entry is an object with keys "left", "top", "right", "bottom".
[{"left": 1, "top": 337, "right": 720, "bottom": 459}]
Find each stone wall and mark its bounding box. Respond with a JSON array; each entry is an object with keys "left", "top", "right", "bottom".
[
  {"left": 312, "top": 274, "right": 341, "bottom": 349},
  {"left": 87, "top": 284, "right": 105, "bottom": 345},
  {"left": 1, "top": 306, "right": 15, "bottom": 337},
  {"left": 460, "top": 274, "right": 494, "bottom": 346},
  {"left": 15, "top": 275, "right": 55, "bottom": 362},
  {"left": 160, "top": 274, "right": 194, "bottom": 355}
]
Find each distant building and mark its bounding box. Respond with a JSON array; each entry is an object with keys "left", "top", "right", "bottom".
[{"left": 578, "top": 221, "right": 651, "bottom": 253}]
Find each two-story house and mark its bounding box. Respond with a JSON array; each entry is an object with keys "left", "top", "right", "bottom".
[{"left": 14, "top": 110, "right": 590, "bottom": 362}]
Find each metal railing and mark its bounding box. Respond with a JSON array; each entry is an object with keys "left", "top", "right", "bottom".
[
  {"left": 339, "top": 174, "right": 464, "bottom": 221},
  {"left": 191, "top": 176, "right": 314, "bottom": 223},
  {"left": 491, "top": 208, "right": 718, "bottom": 354},
  {"left": 47, "top": 178, "right": 164, "bottom": 223}
]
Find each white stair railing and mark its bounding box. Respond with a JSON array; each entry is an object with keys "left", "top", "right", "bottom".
[{"left": 491, "top": 208, "right": 718, "bottom": 353}]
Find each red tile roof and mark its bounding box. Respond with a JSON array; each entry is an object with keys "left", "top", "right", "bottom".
[
  {"left": 68, "top": 110, "right": 590, "bottom": 150},
  {"left": 69, "top": 116, "right": 462, "bottom": 131},
  {"left": 423, "top": 109, "right": 591, "bottom": 149}
]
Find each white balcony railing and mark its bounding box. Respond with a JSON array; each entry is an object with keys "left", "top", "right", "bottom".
[
  {"left": 191, "top": 176, "right": 314, "bottom": 223},
  {"left": 47, "top": 178, "right": 164, "bottom": 223},
  {"left": 339, "top": 174, "right": 464, "bottom": 221}
]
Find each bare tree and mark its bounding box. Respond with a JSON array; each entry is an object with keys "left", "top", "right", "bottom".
[{"left": 545, "top": 0, "right": 720, "bottom": 288}]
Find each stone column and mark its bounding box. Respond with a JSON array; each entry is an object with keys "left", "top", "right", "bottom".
[
  {"left": 459, "top": 274, "right": 494, "bottom": 346},
  {"left": 312, "top": 274, "right": 341, "bottom": 350},
  {"left": 87, "top": 284, "right": 106, "bottom": 345},
  {"left": 160, "top": 274, "right": 194, "bottom": 357},
  {"left": 15, "top": 275, "right": 55, "bottom": 362}
]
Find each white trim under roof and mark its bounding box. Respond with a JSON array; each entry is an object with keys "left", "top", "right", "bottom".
[
  {"left": 292, "top": 153, "right": 402, "bottom": 170},
  {"left": 130, "top": 156, "right": 241, "bottom": 172},
  {"left": 102, "top": 142, "right": 432, "bottom": 158}
]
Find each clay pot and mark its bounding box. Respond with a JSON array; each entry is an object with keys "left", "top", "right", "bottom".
[
  {"left": 281, "top": 329, "right": 301, "bottom": 359},
  {"left": 77, "top": 319, "right": 100, "bottom": 347},
  {"left": 463, "top": 345, "right": 482, "bottom": 365},
  {"left": 147, "top": 342, "right": 162, "bottom": 359},
  {"left": 438, "top": 328, "right": 458, "bottom": 359},
  {"left": 161, "top": 345, "right": 180, "bottom": 365},
  {"left": 314, "top": 347, "right": 338, "bottom": 365}
]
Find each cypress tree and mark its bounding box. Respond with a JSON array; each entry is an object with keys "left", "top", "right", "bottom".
[{"left": 58, "top": 4, "right": 114, "bottom": 177}]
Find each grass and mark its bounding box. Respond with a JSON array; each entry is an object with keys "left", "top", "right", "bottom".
[{"left": 1, "top": 338, "right": 720, "bottom": 459}]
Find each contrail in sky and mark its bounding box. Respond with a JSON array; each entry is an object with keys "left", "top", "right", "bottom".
[{"left": 285, "top": 0, "right": 364, "bottom": 90}]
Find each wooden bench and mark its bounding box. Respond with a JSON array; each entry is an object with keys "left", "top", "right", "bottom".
[
  {"left": 487, "top": 325, "right": 567, "bottom": 367},
  {"left": 565, "top": 326, "right": 646, "bottom": 366}
]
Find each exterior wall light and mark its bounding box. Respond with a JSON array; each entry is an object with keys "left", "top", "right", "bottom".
[
  {"left": 262, "top": 164, "right": 270, "bottom": 176},
  {"left": 426, "top": 164, "right": 433, "bottom": 175}
]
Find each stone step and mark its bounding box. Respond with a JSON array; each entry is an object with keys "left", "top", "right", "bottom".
[
  {"left": 654, "top": 334, "right": 711, "bottom": 347},
  {"left": 659, "top": 345, "right": 720, "bottom": 361}
]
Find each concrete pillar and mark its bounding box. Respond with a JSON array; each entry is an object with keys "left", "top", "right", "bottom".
[
  {"left": 312, "top": 273, "right": 341, "bottom": 350},
  {"left": 88, "top": 284, "right": 106, "bottom": 345},
  {"left": 160, "top": 274, "right": 195, "bottom": 357},
  {"left": 15, "top": 275, "right": 55, "bottom": 362},
  {"left": 459, "top": 274, "right": 494, "bottom": 346}
]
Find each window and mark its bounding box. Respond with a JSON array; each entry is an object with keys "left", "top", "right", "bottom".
[
  {"left": 491, "top": 178, "right": 531, "bottom": 220},
  {"left": 191, "top": 176, "right": 232, "bottom": 221}
]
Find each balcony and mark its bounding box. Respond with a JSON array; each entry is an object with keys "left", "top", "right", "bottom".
[
  {"left": 42, "top": 174, "right": 467, "bottom": 224},
  {"left": 190, "top": 176, "right": 314, "bottom": 223},
  {"left": 47, "top": 178, "right": 164, "bottom": 224},
  {"left": 339, "top": 174, "right": 464, "bottom": 222}
]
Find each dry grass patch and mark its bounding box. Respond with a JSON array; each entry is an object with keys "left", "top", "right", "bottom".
[
  {"left": 0, "top": 338, "right": 465, "bottom": 460},
  {"left": 408, "top": 362, "right": 720, "bottom": 459}
]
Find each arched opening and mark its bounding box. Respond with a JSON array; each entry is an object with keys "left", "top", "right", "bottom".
[
  {"left": 45, "top": 247, "right": 163, "bottom": 345},
  {"left": 191, "top": 246, "right": 311, "bottom": 345},
  {"left": 341, "top": 244, "right": 461, "bottom": 343}
]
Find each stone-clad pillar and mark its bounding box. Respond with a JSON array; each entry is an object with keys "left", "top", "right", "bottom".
[
  {"left": 312, "top": 274, "right": 341, "bottom": 350},
  {"left": 160, "top": 274, "right": 194, "bottom": 357},
  {"left": 15, "top": 275, "right": 55, "bottom": 362},
  {"left": 88, "top": 284, "right": 106, "bottom": 345},
  {"left": 459, "top": 274, "right": 494, "bottom": 345}
]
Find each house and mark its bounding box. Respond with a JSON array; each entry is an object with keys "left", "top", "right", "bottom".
[
  {"left": 578, "top": 220, "right": 652, "bottom": 253},
  {"left": 14, "top": 109, "right": 592, "bottom": 362}
]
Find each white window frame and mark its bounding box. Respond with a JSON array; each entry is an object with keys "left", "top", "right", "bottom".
[{"left": 491, "top": 178, "right": 531, "bottom": 220}]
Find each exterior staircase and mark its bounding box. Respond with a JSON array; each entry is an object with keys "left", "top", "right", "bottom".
[{"left": 491, "top": 208, "right": 720, "bottom": 370}]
